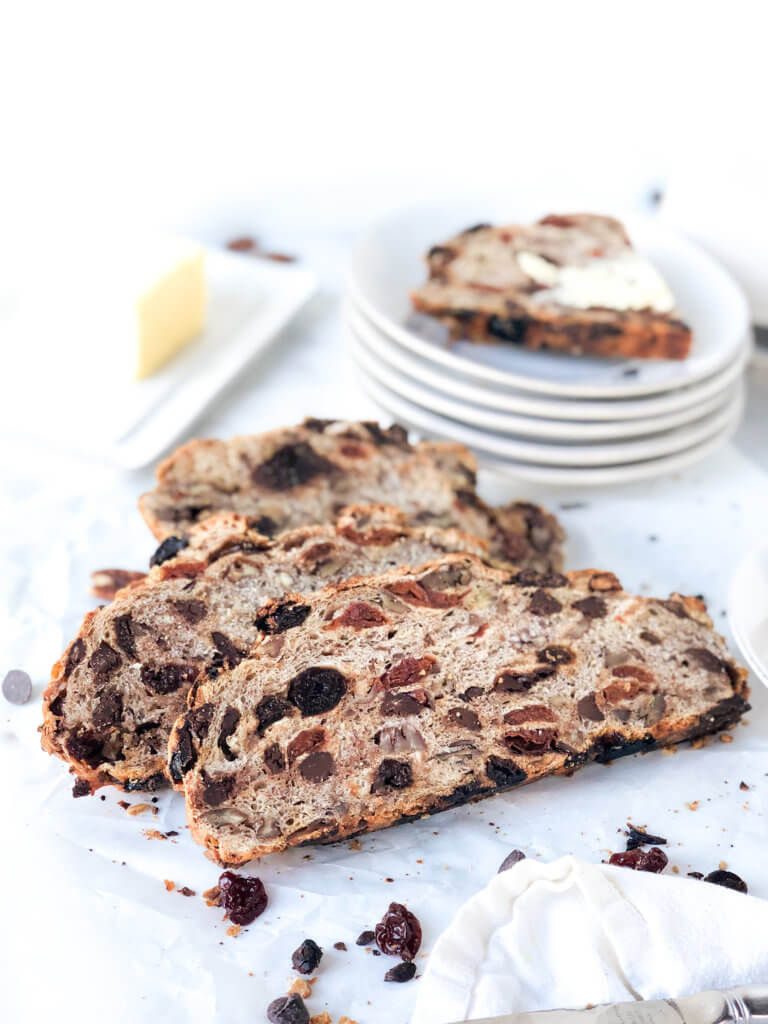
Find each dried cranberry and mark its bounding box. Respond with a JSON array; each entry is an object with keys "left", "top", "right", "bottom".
[
  {"left": 218, "top": 870, "right": 268, "bottom": 925},
  {"left": 384, "top": 961, "right": 417, "bottom": 982},
  {"left": 608, "top": 847, "right": 668, "bottom": 873},
  {"left": 266, "top": 994, "right": 309, "bottom": 1024},
  {"left": 287, "top": 667, "right": 347, "bottom": 716},
  {"left": 291, "top": 938, "right": 323, "bottom": 974},
  {"left": 374, "top": 902, "right": 422, "bottom": 960},
  {"left": 149, "top": 535, "right": 188, "bottom": 567},
  {"left": 704, "top": 869, "right": 748, "bottom": 893}
]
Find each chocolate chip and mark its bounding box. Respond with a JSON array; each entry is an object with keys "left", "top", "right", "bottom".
[
  {"left": 2, "top": 669, "right": 32, "bottom": 705},
  {"left": 495, "top": 667, "right": 556, "bottom": 692},
  {"left": 459, "top": 686, "right": 484, "bottom": 702},
  {"left": 446, "top": 707, "right": 480, "bottom": 731},
  {"left": 248, "top": 514, "right": 278, "bottom": 536},
  {"left": 113, "top": 614, "right": 137, "bottom": 659},
  {"left": 149, "top": 535, "right": 188, "bottom": 568},
  {"left": 64, "top": 638, "right": 86, "bottom": 678},
  {"left": 485, "top": 756, "right": 526, "bottom": 787},
  {"left": 685, "top": 648, "right": 730, "bottom": 674},
  {"left": 372, "top": 758, "right": 413, "bottom": 793},
  {"left": 65, "top": 731, "right": 104, "bottom": 768},
  {"left": 384, "top": 961, "right": 417, "bottom": 983},
  {"left": 88, "top": 642, "right": 121, "bottom": 679},
  {"left": 527, "top": 590, "right": 563, "bottom": 616},
  {"left": 141, "top": 663, "right": 199, "bottom": 694},
  {"left": 200, "top": 769, "right": 236, "bottom": 806},
  {"left": 168, "top": 724, "right": 195, "bottom": 782},
  {"left": 266, "top": 994, "right": 309, "bottom": 1024},
  {"left": 291, "top": 938, "right": 323, "bottom": 974},
  {"left": 256, "top": 694, "right": 293, "bottom": 734},
  {"left": 172, "top": 599, "right": 208, "bottom": 624},
  {"left": 264, "top": 743, "right": 285, "bottom": 774},
  {"left": 509, "top": 569, "right": 568, "bottom": 588},
  {"left": 72, "top": 778, "right": 91, "bottom": 798},
  {"left": 362, "top": 421, "right": 410, "bottom": 448},
  {"left": 218, "top": 707, "right": 241, "bottom": 761},
  {"left": 288, "top": 667, "right": 347, "bottom": 717},
  {"left": 498, "top": 849, "right": 526, "bottom": 872},
  {"left": 704, "top": 870, "right": 748, "bottom": 893},
  {"left": 93, "top": 689, "right": 123, "bottom": 728},
  {"left": 356, "top": 929, "right": 375, "bottom": 946},
  {"left": 255, "top": 601, "right": 311, "bottom": 634},
  {"left": 577, "top": 693, "right": 605, "bottom": 722},
  {"left": 333, "top": 941, "right": 347, "bottom": 951},
  {"left": 572, "top": 596, "right": 608, "bottom": 618},
  {"left": 211, "top": 632, "right": 244, "bottom": 669},
  {"left": 187, "top": 703, "right": 214, "bottom": 737},
  {"left": 382, "top": 691, "right": 426, "bottom": 716},
  {"left": 252, "top": 442, "right": 337, "bottom": 491},
  {"left": 625, "top": 825, "right": 667, "bottom": 851},
  {"left": 299, "top": 751, "right": 334, "bottom": 783},
  {"left": 537, "top": 645, "right": 574, "bottom": 665}
]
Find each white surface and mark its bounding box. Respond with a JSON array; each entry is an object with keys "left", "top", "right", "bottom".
[
  {"left": 348, "top": 319, "right": 743, "bottom": 444},
  {"left": 729, "top": 545, "right": 768, "bottom": 689},
  {"left": 346, "top": 298, "right": 754, "bottom": 424},
  {"left": 2, "top": 234, "right": 767, "bottom": 1024},
  {"left": 348, "top": 203, "right": 749, "bottom": 398},
  {"left": 0, "top": 249, "right": 315, "bottom": 468},
  {"left": 413, "top": 856, "right": 768, "bottom": 1023}
]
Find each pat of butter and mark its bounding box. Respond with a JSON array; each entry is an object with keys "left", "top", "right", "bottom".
[{"left": 518, "top": 250, "right": 676, "bottom": 313}]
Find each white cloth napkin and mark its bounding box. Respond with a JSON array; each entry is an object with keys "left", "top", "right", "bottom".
[{"left": 412, "top": 855, "right": 768, "bottom": 1024}]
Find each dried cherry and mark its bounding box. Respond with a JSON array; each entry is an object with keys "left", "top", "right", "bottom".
[
  {"left": 218, "top": 870, "right": 268, "bottom": 925},
  {"left": 374, "top": 902, "right": 422, "bottom": 960}
]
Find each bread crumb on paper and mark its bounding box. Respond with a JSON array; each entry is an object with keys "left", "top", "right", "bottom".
[
  {"left": 127, "top": 802, "right": 157, "bottom": 817},
  {"left": 143, "top": 829, "right": 167, "bottom": 841},
  {"left": 720, "top": 733, "right": 734, "bottom": 743},
  {"left": 686, "top": 801, "right": 699, "bottom": 811},
  {"left": 310, "top": 1015, "right": 331, "bottom": 1024},
  {"left": 164, "top": 879, "right": 175, "bottom": 891},
  {"left": 289, "top": 978, "right": 313, "bottom": 999},
  {"left": 226, "top": 924, "right": 241, "bottom": 938}
]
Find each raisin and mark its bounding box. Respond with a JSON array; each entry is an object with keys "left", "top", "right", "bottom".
[
  {"left": 498, "top": 850, "right": 526, "bottom": 872},
  {"left": 639, "top": 630, "right": 661, "bottom": 645},
  {"left": 495, "top": 667, "right": 555, "bottom": 692},
  {"left": 384, "top": 961, "right": 417, "bottom": 983},
  {"left": 264, "top": 743, "right": 285, "bottom": 774},
  {"left": 266, "top": 995, "right": 309, "bottom": 1024},
  {"left": 577, "top": 693, "right": 605, "bottom": 722},
  {"left": 218, "top": 707, "right": 241, "bottom": 761},
  {"left": 287, "top": 667, "right": 347, "bottom": 717},
  {"left": 537, "top": 645, "right": 574, "bottom": 665},
  {"left": 527, "top": 590, "right": 562, "bottom": 616},
  {"left": 256, "top": 694, "right": 293, "bottom": 734},
  {"left": 65, "top": 731, "right": 104, "bottom": 768},
  {"left": 658, "top": 598, "right": 689, "bottom": 619},
  {"left": 488, "top": 315, "right": 526, "bottom": 343},
  {"left": 685, "top": 647, "right": 730, "bottom": 674},
  {"left": 72, "top": 778, "right": 91, "bottom": 798},
  {"left": 459, "top": 686, "right": 484, "bottom": 702},
  {"left": 327, "top": 602, "right": 387, "bottom": 629},
  {"left": 287, "top": 728, "right": 325, "bottom": 764},
  {"left": 356, "top": 929, "right": 375, "bottom": 946},
  {"left": 374, "top": 902, "right": 422, "bottom": 960},
  {"left": 88, "top": 642, "right": 121, "bottom": 679},
  {"left": 252, "top": 442, "right": 336, "bottom": 491},
  {"left": 609, "top": 847, "right": 668, "bottom": 873},
  {"left": 447, "top": 706, "right": 480, "bottom": 731},
  {"left": 168, "top": 725, "right": 195, "bottom": 782},
  {"left": 503, "top": 728, "right": 558, "bottom": 755},
  {"left": 211, "top": 632, "right": 244, "bottom": 668},
  {"left": 704, "top": 869, "right": 748, "bottom": 893},
  {"left": 249, "top": 514, "right": 278, "bottom": 536},
  {"left": 372, "top": 758, "right": 413, "bottom": 794},
  {"left": 187, "top": 703, "right": 214, "bottom": 737},
  {"left": 485, "top": 756, "right": 526, "bottom": 787},
  {"left": 124, "top": 772, "right": 164, "bottom": 792},
  {"left": 172, "top": 599, "right": 207, "bottom": 624},
  {"left": 291, "top": 938, "right": 323, "bottom": 975},
  {"left": 64, "top": 638, "right": 86, "bottom": 677},
  {"left": 114, "top": 614, "right": 137, "bottom": 659},
  {"left": 149, "top": 535, "right": 188, "bottom": 567},
  {"left": 255, "top": 601, "right": 311, "bottom": 634},
  {"left": 299, "top": 751, "right": 334, "bottom": 783},
  {"left": 333, "top": 941, "right": 347, "bottom": 951},
  {"left": 380, "top": 656, "right": 435, "bottom": 690},
  {"left": 201, "top": 772, "right": 236, "bottom": 806},
  {"left": 141, "top": 663, "right": 199, "bottom": 694},
  {"left": 509, "top": 569, "right": 567, "bottom": 588},
  {"left": 218, "top": 870, "right": 268, "bottom": 925},
  {"left": 93, "top": 690, "right": 123, "bottom": 729},
  {"left": 572, "top": 596, "right": 608, "bottom": 618},
  {"left": 625, "top": 826, "right": 667, "bottom": 851}
]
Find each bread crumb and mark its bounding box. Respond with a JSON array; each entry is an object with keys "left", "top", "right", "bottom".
[
  {"left": 310, "top": 1015, "right": 331, "bottom": 1024},
  {"left": 289, "top": 978, "right": 313, "bottom": 999},
  {"left": 118, "top": 800, "right": 130, "bottom": 809},
  {"left": 661, "top": 745, "right": 678, "bottom": 755},
  {"left": 686, "top": 801, "right": 699, "bottom": 811},
  {"left": 719, "top": 860, "right": 728, "bottom": 870},
  {"left": 740, "top": 781, "right": 750, "bottom": 791},
  {"left": 339, "top": 1017, "right": 359, "bottom": 1024},
  {"left": 127, "top": 802, "right": 156, "bottom": 817},
  {"left": 178, "top": 886, "right": 195, "bottom": 897},
  {"left": 202, "top": 884, "right": 222, "bottom": 906},
  {"left": 348, "top": 838, "right": 362, "bottom": 851},
  {"left": 689, "top": 737, "right": 708, "bottom": 750},
  {"left": 164, "top": 879, "right": 175, "bottom": 891},
  {"left": 720, "top": 733, "right": 734, "bottom": 744},
  {"left": 143, "top": 829, "right": 167, "bottom": 841},
  {"left": 226, "top": 924, "right": 241, "bottom": 938}
]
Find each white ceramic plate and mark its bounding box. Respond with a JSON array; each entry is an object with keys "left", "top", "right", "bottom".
[
  {"left": 346, "top": 301, "right": 748, "bottom": 441},
  {"left": 0, "top": 249, "right": 316, "bottom": 468},
  {"left": 350, "top": 327, "right": 741, "bottom": 447},
  {"left": 356, "top": 365, "right": 744, "bottom": 485},
  {"left": 348, "top": 201, "right": 749, "bottom": 399},
  {"left": 728, "top": 544, "right": 768, "bottom": 688}
]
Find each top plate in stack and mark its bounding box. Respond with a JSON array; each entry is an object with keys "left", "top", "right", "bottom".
[{"left": 345, "top": 201, "right": 750, "bottom": 483}]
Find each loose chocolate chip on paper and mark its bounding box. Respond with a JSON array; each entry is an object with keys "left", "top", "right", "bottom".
[
  {"left": 2, "top": 669, "right": 32, "bottom": 705},
  {"left": 266, "top": 994, "right": 309, "bottom": 1024},
  {"left": 384, "top": 960, "right": 417, "bottom": 982},
  {"left": 498, "top": 849, "right": 526, "bottom": 873}
]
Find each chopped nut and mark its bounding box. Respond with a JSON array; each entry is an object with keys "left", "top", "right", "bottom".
[
  {"left": 226, "top": 924, "right": 241, "bottom": 938},
  {"left": 310, "top": 1015, "right": 331, "bottom": 1024},
  {"left": 202, "top": 884, "right": 222, "bottom": 906},
  {"left": 339, "top": 1018, "right": 359, "bottom": 1024},
  {"left": 348, "top": 838, "right": 362, "bottom": 851},
  {"left": 720, "top": 733, "right": 734, "bottom": 743},
  {"left": 686, "top": 801, "right": 699, "bottom": 811},
  {"left": 288, "top": 978, "right": 313, "bottom": 999},
  {"left": 143, "top": 829, "right": 167, "bottom": 841},
  {"left": 127, "top": 803, "right": 156, "bottom": 817},
  {"left": 164, "top": 879, "right": 175, "bottom": 891},
  {"left": 689, "top": 737, "right": 708, "bottom": 750},
  {"left": 719, "top": 860, "right": 728, "bottom": 870}
]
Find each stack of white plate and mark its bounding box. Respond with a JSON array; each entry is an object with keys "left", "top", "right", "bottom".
[{"left": 345, "top": 203, "right": 751, "bottom": 486}]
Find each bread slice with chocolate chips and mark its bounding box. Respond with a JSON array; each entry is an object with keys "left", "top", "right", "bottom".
[
  {"left": 411, "top": 215, "right": 692, "bottom": 359},
  {"left": 169, "top": 555, "right": 748, "bottom": 865},
  {"left": 138, "top": 419, "right": 564, "bottom": 572},
  {"left": 41, "top": 506, "right": 492, "bottom": 793}
]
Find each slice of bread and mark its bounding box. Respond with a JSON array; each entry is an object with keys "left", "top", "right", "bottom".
[{"left": 169, "top": 554, "right": 748, "bottom": 865}]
